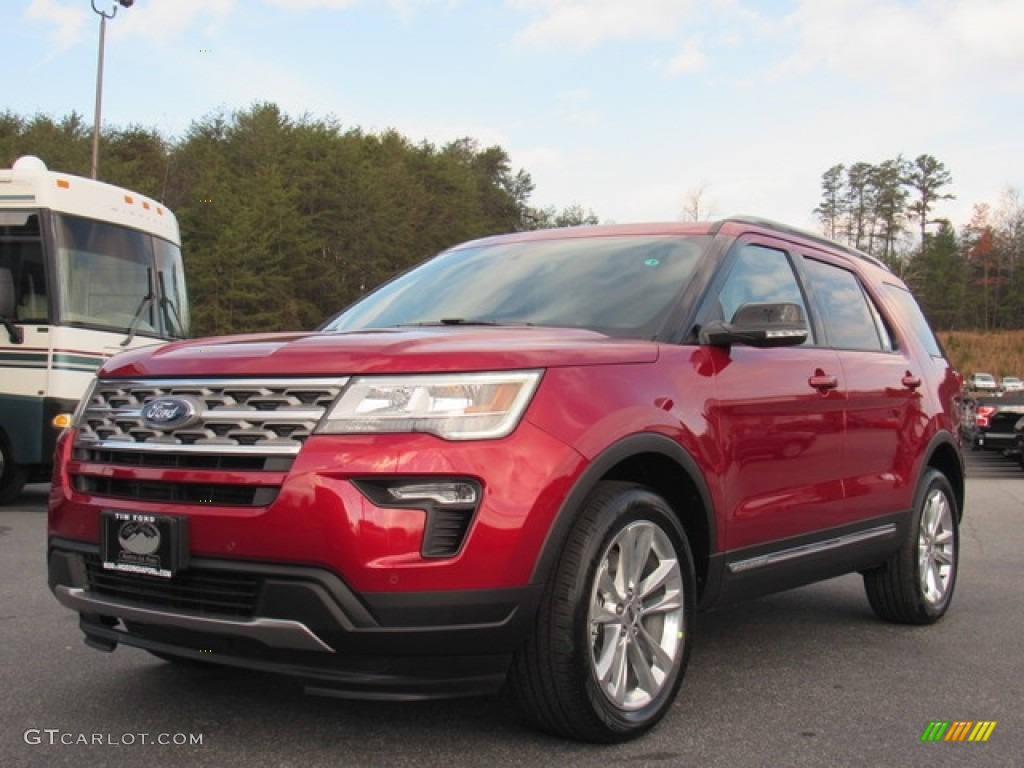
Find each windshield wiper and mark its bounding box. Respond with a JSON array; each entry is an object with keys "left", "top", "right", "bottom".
[
  {"left": 397, "top": 318, "right": 533, "bottom": 327},
  {"left": 441, "top": 317, "right": 498, "bottom": 326},
  {"left": 121, "top": 292, "right": 155, "bottom": 347},
  {"left": 157, "top": 272, "right": 186, "bottom": 338}
]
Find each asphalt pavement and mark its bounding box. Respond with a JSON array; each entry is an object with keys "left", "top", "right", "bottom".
[{"left": 2, "top": 450, "right": 1022, "bottom": 768}]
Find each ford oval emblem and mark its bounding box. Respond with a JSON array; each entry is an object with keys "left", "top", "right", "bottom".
[{"left": 140, "top": 397, "right": 201, "bottom": 431}]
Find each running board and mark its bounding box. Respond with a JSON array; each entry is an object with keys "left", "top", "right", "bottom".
[{"left": 726, "top": 523, "right": 899, "bottom": 574}]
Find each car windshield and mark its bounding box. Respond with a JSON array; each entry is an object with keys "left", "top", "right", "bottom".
[{"left": 322, "top": 234, "right": 709, "bottom": 339}]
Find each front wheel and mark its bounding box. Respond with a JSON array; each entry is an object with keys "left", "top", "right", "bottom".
[
  {"left": 863, "top": 469, "right": 959, "bottom": 624},
  {"left": 511, "top": 482, "right": 696, "bottom": 742}
]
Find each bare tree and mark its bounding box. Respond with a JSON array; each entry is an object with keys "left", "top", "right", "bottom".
[{"left": 679, "top": 182, "right": 717, "bottom": 222}]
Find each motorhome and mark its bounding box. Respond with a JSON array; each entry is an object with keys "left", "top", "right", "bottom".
[{"left": 0, "top": 156, "right": 188, "bottom": 502}]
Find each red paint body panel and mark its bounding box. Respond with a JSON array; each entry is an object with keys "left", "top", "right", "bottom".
[
  {"left": 45, "top": 218, "right": 965, "bottom": 702},
  {"left": 101, "top": 327, "right": 657, "bottom": 378},
  {"left": 51, "top": 420, "right": 585, "bottom": 592}
]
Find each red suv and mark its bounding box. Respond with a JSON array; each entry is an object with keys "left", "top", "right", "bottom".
[{"left": 48, "top": 218, "right": 965, "bottom": 742}]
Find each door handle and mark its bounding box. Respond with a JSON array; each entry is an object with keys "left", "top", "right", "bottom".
[
  {"left": 808, "top": 371, "right": 838, "bottom": 391},
  {"left": 902, "top": 372, "right": 922, "bottom": 390}
]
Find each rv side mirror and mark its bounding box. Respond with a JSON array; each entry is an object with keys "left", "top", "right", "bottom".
[{"left": 699, "top": 301, "right": 808, "bottom": 348}]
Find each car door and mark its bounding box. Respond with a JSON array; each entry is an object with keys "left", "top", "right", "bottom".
[
  {"left": 799, "top": 253, "right": 924, "bottom": 520},
  {"left": 701, "top": 240, "right": 847, "bottom": 552}
]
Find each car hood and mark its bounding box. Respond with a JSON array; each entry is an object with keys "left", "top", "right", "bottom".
[{"left": 98, "top": 326, "right": 660, "bottom": 378}]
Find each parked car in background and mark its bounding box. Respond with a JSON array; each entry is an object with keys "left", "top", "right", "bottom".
[
  {"left": 967, "top": 372, "right": 999, "bottom": 393},
  {"left": 1000, "top": 376, "right": 1023, "bottom": 393},
  {"left": 962, "top": 392, "right": 1024, "bottom": 453},
  {"left": 1014, "top": 416, "right": 1024, "bottom": 469}
]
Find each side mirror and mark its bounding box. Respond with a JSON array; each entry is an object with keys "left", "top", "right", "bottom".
[{"left": 699, "top": 301, "right": 808, "bottom": 348}]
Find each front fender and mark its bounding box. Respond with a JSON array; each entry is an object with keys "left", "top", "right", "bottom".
[{"left": 528, "top": 432, "right": 717, "bottom": 591}]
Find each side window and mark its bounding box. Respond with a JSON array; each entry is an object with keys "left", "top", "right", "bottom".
[
  {"left": 714, "top": 243, "right": 813, "bottom": 342},
  {"left": 803, "top": 258, "right": 892, "bottom": 352},
  {"left": 0, "top": 212, "right": 48, "bottom": 322},
  {"left": 15, "top": 245, "right": 48, "bottom": 322},
  {"left": 883, "top": 283, "right": 944, "bottom": 358}
]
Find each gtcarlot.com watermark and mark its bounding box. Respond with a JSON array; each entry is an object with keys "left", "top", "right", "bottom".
[{"left": 24, "top": 729, "right": 203, "bottom": 746}]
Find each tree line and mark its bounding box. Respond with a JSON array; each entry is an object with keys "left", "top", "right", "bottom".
[
  {"left": 1, "top": 104, "right": 597, "bottom": 336},
  {"left": 814, "top": 156, "right": 1023, "bottom": 331},
  {"left": 3, "top": 106, "right": 1019, "bottom": 335}
]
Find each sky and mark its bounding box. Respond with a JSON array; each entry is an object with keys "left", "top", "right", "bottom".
[{"left": 3, "top": 0, "right": 1024, "bottom": 234}]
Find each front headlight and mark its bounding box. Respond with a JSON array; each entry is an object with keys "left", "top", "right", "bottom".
[{"left": 316, "top": 371, "right": 542, "bottom": 440}]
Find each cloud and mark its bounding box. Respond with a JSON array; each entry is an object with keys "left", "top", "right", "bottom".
[
  {"left": 261, "top": 0, "right": 365, "bottom": 8},
  {"left": 24, "top": 0, "right": 89, "bottom": 49},
  {"left": 22, "top": 0, "right": 238, "bottom": 47},
  {"left": 775, "top": 0, "right": 1024, "bottom": 94},
  {"left": 663, "top": 38, "right": 706, "bottom": 76},
  {"left": 112, "top": 0, "right": 237, "bottom": 43},
  {"left": 511, "top": 0, "right": 699, "bottom": 50},
  {"left": 260, "top": 0, "right": 457, "bottom": 11}
]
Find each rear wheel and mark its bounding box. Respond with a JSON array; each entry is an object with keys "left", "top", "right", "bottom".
[
  {"left": 0, "top": 436, "right": 29, "bottom": 505},
  {"left": 511, "top": 481, "right": 696, "bottom": 742},
  {"left": 863, "top": 469, "right": 959, "bottom": 624}
]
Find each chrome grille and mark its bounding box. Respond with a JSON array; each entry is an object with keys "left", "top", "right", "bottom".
[
  {"left": 72, "top": 378, "right": 346, "bottom": 507},
  {"left": 76, "top": 378, "right": 346, "bottom": 454}
]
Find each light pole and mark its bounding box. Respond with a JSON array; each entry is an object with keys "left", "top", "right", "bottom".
[{"left": 90, "top": 0, "right": 134, "bottom": 180}]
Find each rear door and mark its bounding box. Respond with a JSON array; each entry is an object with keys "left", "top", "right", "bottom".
[{"left": 799, "top": 252, "right": 923, "bottom": 520}]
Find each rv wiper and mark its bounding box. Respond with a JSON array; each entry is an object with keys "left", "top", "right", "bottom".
[
  {"left": 157, "top": 272, "right": 186, "bottom": 338},
  {"left": 121, "top": 292, "right": 155, "bottom": 347},
  {"left": 160, "top": 295, "right": 186, "bottom": 338}
]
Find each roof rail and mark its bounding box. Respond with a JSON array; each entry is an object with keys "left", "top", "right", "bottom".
[{"left": 721, "top": 215, "right": 891, "bottom": 272}]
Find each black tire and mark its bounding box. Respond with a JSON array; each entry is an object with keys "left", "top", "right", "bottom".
[
  {"left": 510, "top": 481, "right": 696, "bottom": 743},
  {"left": 0, "top": 435, "right": 29, "bottom": 506},
  {"left": 863, "top": 469, "right": 959, "bottom": 625}
]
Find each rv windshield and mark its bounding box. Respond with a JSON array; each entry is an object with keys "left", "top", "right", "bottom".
[{"left": 54, "top": 214, "right": 189, "bottom": 338}]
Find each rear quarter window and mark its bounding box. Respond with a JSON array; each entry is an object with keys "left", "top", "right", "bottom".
[{"left": 882, "top": 283, "right": 945, "bottom": 358}]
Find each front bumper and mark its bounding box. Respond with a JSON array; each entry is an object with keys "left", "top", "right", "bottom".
[
  {"left": 48, "top": 540, "right": 542, "bottom": 699},
  {"left": 973, "top": 430, "right": 1018, "bottom": 451}
]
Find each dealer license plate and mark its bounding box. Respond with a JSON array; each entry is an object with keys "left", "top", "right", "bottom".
[{"left": 101, "top": 511, "right": 188, "bottom": 578}]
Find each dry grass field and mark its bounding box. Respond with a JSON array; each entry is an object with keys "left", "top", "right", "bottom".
[{"left": 937, "top": 330, "right": 1024, "bottom": 382}]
